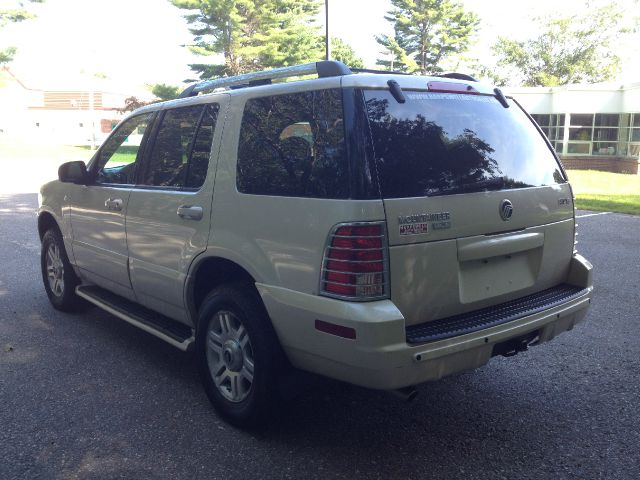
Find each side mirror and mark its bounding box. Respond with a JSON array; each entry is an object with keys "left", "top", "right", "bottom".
[{"left": 58, "top": 161, "right": 88, "bottom": 184}]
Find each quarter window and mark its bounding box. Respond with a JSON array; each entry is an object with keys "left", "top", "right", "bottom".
[{"left": 237, "top": 89, "right": 349, "bottom": 198}]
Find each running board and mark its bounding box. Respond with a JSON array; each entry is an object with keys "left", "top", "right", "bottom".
[{"left": 76, "top": 285, "right": 195, "bottom": 351}]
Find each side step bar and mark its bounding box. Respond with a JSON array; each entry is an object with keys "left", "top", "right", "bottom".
[{"left": 76, "top": 285, "right": 195, "bottom": 351}]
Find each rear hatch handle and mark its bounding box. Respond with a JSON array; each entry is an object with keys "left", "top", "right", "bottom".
[{"left": 458, "top": 232, "right": 544, "bottom": 262}]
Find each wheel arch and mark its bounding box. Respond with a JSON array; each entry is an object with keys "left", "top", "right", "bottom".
[
  {"left": 185, "top": 254, "right": 262, "bottom": 326},
  {"left": 38, "top": 210, "right": 61, "bottom": 240}
]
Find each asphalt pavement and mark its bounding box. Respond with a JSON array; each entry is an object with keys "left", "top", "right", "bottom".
[{"left": 1, "top": 193, "right": 639, "bottom": 479}]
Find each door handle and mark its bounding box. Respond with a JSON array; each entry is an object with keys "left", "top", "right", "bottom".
[
  {"left": 104, "top": 198, "right": 123, "bottom": 211},
  {"left": 177, "top": 205, "right": 203, "bottom": 220}
]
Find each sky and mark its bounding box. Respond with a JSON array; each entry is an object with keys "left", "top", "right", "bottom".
[{"left": 2, "top": 0, "right": 639, "bottom": 94}]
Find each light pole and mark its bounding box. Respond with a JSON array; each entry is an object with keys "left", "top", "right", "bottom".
[{"left": 325, "top": 0, "right": 331, "bottom": 61}]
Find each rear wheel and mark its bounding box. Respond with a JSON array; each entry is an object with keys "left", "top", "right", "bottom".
[
  {"left": 40, "top": 228, "right": 84, "bottom": 312},
  {"left": 196, "top": 285, "right": 282, "bottom": 427}
]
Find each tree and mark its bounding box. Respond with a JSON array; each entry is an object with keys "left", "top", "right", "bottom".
[
  {"left": 171, "top": 0, "right": 322, "bottom": 78},
  {"left": 489, "top": 2, "right": 637, "bottom": 86},
  {"left": 150, "top": 83, "right": 182, "bottom": 100},
  {"left": 1, "top": 0, "right": 44, "bottom": 65},
  {"left": 375, "top": 0, "right": 479, "bottom": 74},
  {"left": 119, "top": 96, "right": 150, "bottom": 113},
  {"left": 329, "top": 37, "right": 365, "bottom": 69}
]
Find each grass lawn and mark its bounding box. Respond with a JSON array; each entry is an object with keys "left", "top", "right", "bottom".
[{"left": 567, "top": 170, "right": 640, "bottom": 215}]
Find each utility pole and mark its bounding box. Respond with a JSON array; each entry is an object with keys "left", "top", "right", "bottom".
[{"left": 325, "top": 0, "right": 331, "bottom": 61}]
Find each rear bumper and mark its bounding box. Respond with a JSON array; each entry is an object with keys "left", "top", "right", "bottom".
[{"left": 258, "top": 254, "right": 593, "bottom": 390}]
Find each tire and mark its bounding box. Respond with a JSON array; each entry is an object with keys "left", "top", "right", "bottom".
[
  {"left": 196, "top": 284, "right": 282, "bottom": 427},
  {"left": 40, "top": 228, "right": 84, "bottom": 312}
]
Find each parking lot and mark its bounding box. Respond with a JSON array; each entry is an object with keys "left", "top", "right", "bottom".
[{"left": 1, "top": 192, "right": 639, "bottom": 479}]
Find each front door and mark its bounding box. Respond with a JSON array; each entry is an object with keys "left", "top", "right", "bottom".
[
  {"left": 125, "top": 99, "right": 226, "bottom": 323},
  {"left": 68, "top": 112, "right": 155, "bottom": 300}
]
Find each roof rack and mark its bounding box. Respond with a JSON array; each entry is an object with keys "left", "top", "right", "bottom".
[{"left": 179, "top": 60, "right": 352, "bottom": 98}]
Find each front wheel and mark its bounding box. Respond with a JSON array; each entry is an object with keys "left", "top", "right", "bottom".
[
  {"left": 196, "top": 285, "right": 282, "bottom": 427},
  {"left": 40, "top": 228, "right": 84, "bottom": 312}
]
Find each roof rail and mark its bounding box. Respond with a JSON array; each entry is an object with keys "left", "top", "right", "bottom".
[
  {"left": 350, "top": 67, "right": 412, "bottom": 76},
  {"left": 350, "top": 68, "right": 477, "bottom": 82},
  {"left": 179, "top": 60, "right": 352, "bottom": 98}
]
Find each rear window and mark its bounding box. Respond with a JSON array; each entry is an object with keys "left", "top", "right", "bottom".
[
  {"left": 364, "top": 90, "right": 565, "bottom": 198},
  {"left": 237, "top": 89, "right": 349, "bottom": 198}
]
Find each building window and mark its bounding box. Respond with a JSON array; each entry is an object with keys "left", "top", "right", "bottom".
[
  {"left": 562, "top": 113, "right": 640, "bottom": 158},
  {"left": 530, "top": 113, "right": 564, "bottom": 152},
  {"left": 629, "top": 113, "right": 640, "bottom": 157}
]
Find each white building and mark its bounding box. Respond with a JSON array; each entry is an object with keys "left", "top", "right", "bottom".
[
  {"left": 0, "top": 67, "right": 154, "bottom": 146},
  {"left": 506, "top": 82, "right": 640, "bottom": 174}
]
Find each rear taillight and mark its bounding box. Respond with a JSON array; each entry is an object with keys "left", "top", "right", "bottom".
[{"left": 320, "top": 222, "right": 389, "bottom": 301}]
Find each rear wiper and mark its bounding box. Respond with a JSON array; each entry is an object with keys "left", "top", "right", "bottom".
[{"left": 494, "top": 88, "right": 509, "bottom": 108}]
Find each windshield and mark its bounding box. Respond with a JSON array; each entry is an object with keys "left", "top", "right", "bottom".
[{"left": 364, "top": 90, "right": 565, "bottom": 198}]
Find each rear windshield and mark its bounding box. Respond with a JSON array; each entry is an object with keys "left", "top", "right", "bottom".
[{"left": 364, "top": 90, "right": 565, "bottom": 198}]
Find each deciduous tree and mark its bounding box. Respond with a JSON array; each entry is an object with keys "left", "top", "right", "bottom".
[
  {"left": 329, "top": 37, "right": 364, "bottom": 69},
  {"left": 489, "top": 2, "right": 637, "bottom": 86},
  {"left": 150, "top": 83, "right": 182, "bottom": 100},
  {"left": 1, "top": 0, "right": 43, "bottom": 65}
]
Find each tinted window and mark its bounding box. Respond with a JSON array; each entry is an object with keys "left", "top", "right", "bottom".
[
  {"left": 141, "top": 105, "right": 204, "bottom": 188},
  {"left": 186, "top": 104, "right": 219, "bottom": 189},
  {"left": 364, "top": 91, "right": 564, "bottom": 198},
  {"left": 96, "top": 113, "right": 153, "bottom": 184},
  {"left": 237, "top": 89, "right": 348, "bottom": 198}
]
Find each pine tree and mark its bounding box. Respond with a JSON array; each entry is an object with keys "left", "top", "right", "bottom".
[
  {"left": 376, "top": 0, "right": 479, "bottom": 74},
  {"left": 171, "top": 0, "right": 322, "bottom": 78}
]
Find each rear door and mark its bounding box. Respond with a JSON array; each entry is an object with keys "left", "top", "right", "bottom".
[
  {"left": 363, "top": 88, "right": 575, "bottom": 325},
  {"left": 125, "top": 99, "right": 226, "bottom": 323}
]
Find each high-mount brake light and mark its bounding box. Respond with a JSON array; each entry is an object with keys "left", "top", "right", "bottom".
[
  {"left": 320, "top": 222, "right": 389, "bottom": 301},
  {"left": 427, "top": 81, "right": 479, "bottom": 94}
]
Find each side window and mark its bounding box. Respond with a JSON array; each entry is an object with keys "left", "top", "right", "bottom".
[
  {"left": 96, "top": 113, "right": 152, "bottom": 184},
  {"left": 141, "top": 105, "right": 204, "bottom": 188},
  {"left": 237, "top": 89, "right": 348, "bottom": 198},
  {"left": 186, "top": 104, "right": 219, "bottom": 189}
]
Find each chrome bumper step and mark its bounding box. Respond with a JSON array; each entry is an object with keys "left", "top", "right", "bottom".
[
  {"left": 76, "top": 285, "right": 194, "bottom": 351},
  {"left": 406, "top": 284, "right": 589, "bottom": 345}
]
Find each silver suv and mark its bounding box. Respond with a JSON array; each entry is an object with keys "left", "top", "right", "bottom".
[{"left": 38, "top": 61, "right": 593, "bottom": 426}]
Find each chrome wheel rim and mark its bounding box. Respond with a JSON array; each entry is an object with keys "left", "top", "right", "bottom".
[
  {"left": 206, "top": 310, "right": 254, "bottom": 403},
  {"left": 46, "top": 243, "right": 64, "bottom": 297}
]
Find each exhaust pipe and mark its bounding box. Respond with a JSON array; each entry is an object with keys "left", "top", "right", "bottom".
[{"left": 389, "top": 386, "right": 418, "bottom": 402}]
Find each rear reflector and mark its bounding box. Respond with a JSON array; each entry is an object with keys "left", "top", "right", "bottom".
[
  {"left": 320, "top": 222, "right": 388, "bottom": 301},
  {"left": 315, "top": 319, "right": 356, "bottom": 339}
]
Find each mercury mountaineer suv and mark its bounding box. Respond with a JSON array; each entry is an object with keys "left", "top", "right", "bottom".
[{"left": 38, "top": 61, "right": 593, "bottom": 426}]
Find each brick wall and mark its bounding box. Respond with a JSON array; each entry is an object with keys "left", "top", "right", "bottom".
[{"left": 559, "top": 156, "right": 640, "bottom": 175}]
